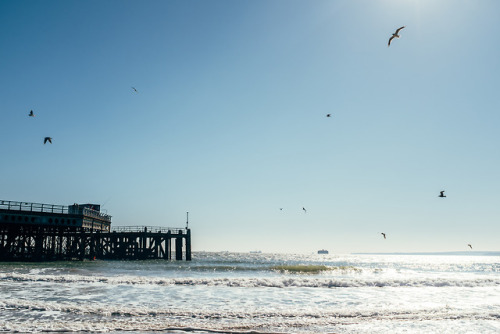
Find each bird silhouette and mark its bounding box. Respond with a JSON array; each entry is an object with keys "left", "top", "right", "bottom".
[
  {"left": 468, "top": 244, "right": 472, "bottom": 250},
  {"left": 131, "top": 87, "right": 138, "bottom": 93},
  {"left": 302, "top": 207, "right": 307, "bottom": 213},
  {"left": 29, "top": 110, "right": 35, "bottom": 117},
  {"left": 279, "top": 208, "right": 283, "bottom": 211},
  {"left": 381, "top": 233, "right": 386, "bottom": 239},
  {"left": 43, "top": 137, "right": 52, "bottom": 144},
  {"left": 326, "top": 114, "right": 331, "bottom": 117},
  {"left": 439, "top": 191, "right": 446, "bottom": 198},
  {"left": 388, "top": 26, "right": 405, "bottom": 47}
]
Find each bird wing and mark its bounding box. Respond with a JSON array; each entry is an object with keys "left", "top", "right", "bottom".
[
  {"left": 395, "top": 26, "right": 405, "bottom": 34},
  {"left": 388, "top": 36, "right": 395, "bottom": 46},
  {"left": 48, "top": 138, "right": 52, "bottom": 143}
]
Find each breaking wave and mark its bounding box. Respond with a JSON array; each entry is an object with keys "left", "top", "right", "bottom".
[
  {"left": 1, "top": 297, "right": 499, "bottom": 334},
  {"left": 1, "top": 272, "right": 499, "bottom": 288}
]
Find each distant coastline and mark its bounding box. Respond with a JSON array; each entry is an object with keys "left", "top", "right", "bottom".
[{"left": 353, "top": 251, "right": 500, "bottom": 256}]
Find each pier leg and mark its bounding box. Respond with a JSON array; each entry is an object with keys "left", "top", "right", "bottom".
[
  {"left": 34, "top": 227, "right": 43, "bottom": 261},
  {"left": 175, "top": 237, "right": 183, "bottom": 260},
  {"left": 186, "top": 229, "right": 191, "bottom": 261},
  {"left": 165, "top": 233, "right": 171, "bottom": 260}
]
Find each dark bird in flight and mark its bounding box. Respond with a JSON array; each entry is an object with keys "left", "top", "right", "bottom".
[
  {"left": 439, "top": 191, "right": 446, "bottom": 198},
  {"left": 131, "top": 87, "right": 138, "bottom": 93},
  {"left": 44, "top": 137, "right": 52, "bottom": 144},
  {"left": 326, "top": 114, "right": 331, "bottom": 117},
  {"left": 381, "top": 233, "right": 386, "bottom": 239},
  {"left": 302, "top": 207, "right": 307, "bottom": 213},
  {"left": 468, "top": 244, "right": 472, "bottom": 250},
  {"left": 279, "top": 208, "right": 283, "bottom": 211},
  {"left": 29, "top": 110, "right": 35, "bottom": 117},
  {"left": 388, "top": 26, "right": 405, "bottom": 47}
]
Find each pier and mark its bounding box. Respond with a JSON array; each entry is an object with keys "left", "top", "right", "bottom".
[{"left": 0, "top": 200, "right": 191, "bottom": 261}]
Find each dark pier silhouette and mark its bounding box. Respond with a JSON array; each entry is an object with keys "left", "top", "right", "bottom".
[{"left": 0, "top": 200, "right": 191, "bottom": 261}]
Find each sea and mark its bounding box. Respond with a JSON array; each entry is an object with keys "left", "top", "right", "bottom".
[{"left": 0, "top": 252, "right": 499, "bottom": 334}]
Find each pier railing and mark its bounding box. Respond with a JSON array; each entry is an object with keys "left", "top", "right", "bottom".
[
  {"left": 0, "top": 200, "right": 68, "bottom": 214},
  {"left": 0, "top": 200, "right": 111, "bottom": 222},
  {"left": 111, "top": 226, "right": 187, "bottom": 234}
]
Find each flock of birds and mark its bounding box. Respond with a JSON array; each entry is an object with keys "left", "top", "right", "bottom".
[
  {"left": 285, "top": 190, "right": 472, "bottom": 248},
  {"left": 283, "top": 27, "right": 473, "bottom": 251},
  {"left": 385, "top": 28, "right": 472, "bottom": 250},
  {"left": 27, "top": 26, "right": 474, "bottom": 251},
  {"left": 379, "top": 189, "right": 473, "bottom": 250},
  {"left": 28, "top": 86, "right": 139, "bottom": 144},
  {"left": 27, "top": 109, "right": 52, "bottom": 144},
  {"left": 383, "top": 28, "right": 474, "bottom": 250}
]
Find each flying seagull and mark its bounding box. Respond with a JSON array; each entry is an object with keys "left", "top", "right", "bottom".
[
  {"left": 439, "top": 191, "right": 446, "bottom": 198},
  {"left": 302, "top": 207, "right": 307, "bottom": 213},
  {"left": 279, "top": 208, "right": 283, "bottom": 211},
  {"left": 468, "top": 244, "right": 472, "bottom": 250},
  {"left": 326, "top": 114, "right": 331, "bottom": 117},
  {"left": 44, "top": 137, "right": 52, "bottom": 144},
  {"left": 131, "top": 87, "right": 138, "bottom": 93},
  {"left": 381, "top": 233, "right": 386, "bottom": 239},
  {"left": 29, "top": 110, "right": 35, "bottom": 117},
  {"left": 388, "top": 26, "right": 405, "bottom": 47}
]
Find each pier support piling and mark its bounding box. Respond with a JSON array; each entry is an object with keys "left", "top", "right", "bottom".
[{"left": 0, "top": 224, "right": 192, "bottom": 262}]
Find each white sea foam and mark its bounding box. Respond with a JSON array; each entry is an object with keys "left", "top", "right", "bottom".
[
  {"left": 1, "top": 272, "right": 499, "bottom": 288},
  {"left": 0, "top": 296, "right": 499, "bottom": 334}
]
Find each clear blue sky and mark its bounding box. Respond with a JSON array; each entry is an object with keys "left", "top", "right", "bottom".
[{"left": 1, "top": 0, "right": 499, "bottom": 253}]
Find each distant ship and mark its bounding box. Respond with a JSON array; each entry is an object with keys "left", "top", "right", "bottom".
[{"left": 317, "top": 249, "right": 329, "bottom": 254}]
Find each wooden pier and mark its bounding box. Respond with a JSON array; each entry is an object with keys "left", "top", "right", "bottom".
[{"left": 0, "top": 200, "right": 191, "bottom": 261}]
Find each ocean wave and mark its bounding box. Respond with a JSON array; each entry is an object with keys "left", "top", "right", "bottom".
[
  {"left": 1, "top": 297, "right": 498, "bottom": 320},
  {"left": 1, "top": 298, "right": 499, "bottom": 334},
  {"left": 1, "top": 272, "right": 499, "bottom": 288}
]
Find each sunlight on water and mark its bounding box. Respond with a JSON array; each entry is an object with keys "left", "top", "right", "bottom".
[{"left": 0, "top": 252, "right": 499, "bottom": 333}]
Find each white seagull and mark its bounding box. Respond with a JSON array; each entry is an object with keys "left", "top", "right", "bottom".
[{"left": 388, "top": 26, "right": 405, "bottom": 47}]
